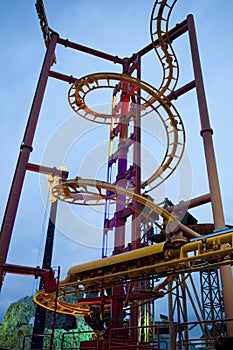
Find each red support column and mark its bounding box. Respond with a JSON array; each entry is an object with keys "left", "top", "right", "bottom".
[
  {"left": 0, "top": 32, "right": 59, "bottom": 291},
  {"left": 187, "top": 14, "right": 233, "bottom": 335}
]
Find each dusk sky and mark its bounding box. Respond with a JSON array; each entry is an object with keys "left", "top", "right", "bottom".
[{"left": 0, "top": 0, "right": 233, "bottom": 323}]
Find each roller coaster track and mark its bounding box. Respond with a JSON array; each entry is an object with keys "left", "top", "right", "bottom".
[
  {"left": 34, "top": 0, "right": 223, "bottom": 317},
  {"left": 150, "top": 0, "right": 179, "bottom": 96},
  {"left": 52, "top": 177, "right": 199, "bottom": 238},
  {"left": 68, "top": 72, "right": 185, "bottom": 191},
  {"left": 34, "top": 229, "right": 233, "bottom": 316},
  {"left": 68, "top": 0, "right": 184, "bottom": 191}
]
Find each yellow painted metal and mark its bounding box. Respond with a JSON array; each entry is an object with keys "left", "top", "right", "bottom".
[
  {"left": 34, "top": 0, "right": 233, "bottom": 318},
  {"left": 33, "top": 289, "right": 92, "bottom": 316},
  {"left": 34, "top": 232, "right": 233, "bottom": 316},
  {"left": 63, "top": 231, "right": 233, "bottom": 288},
  {"left": 48, "top": 166, "right": 67, "bottom": 202},
  {"left": 68, "top": 73, "right": 185, "bottom": 191},
  {"left": 65, "top": 241, "right": 166, "bottom": 280},
  {"left": 52, "top": 177, "right": 200, "bottom": 239},
  {"left": 66, "top": 0, "right": 184, "bottom": 191},
  {"left": 150, "top": 0, "right": 179, "bottom": 95}
]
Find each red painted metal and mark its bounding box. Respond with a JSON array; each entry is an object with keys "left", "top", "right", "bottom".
[
  {"left": 77, "top": 297, "right": 111, "bottom": 305},
  {"left": 137, "top": 18, "right": 188, "bottom": 57},
  {"left": 58, "top": 37, "right": 124, "bottom": 64},
  {"left": 114, "top": 58, "right": 130, "bottom": 252},
  {"left": 167, "top": 193, "right": 211, "bottom": 213},
  {"left": 131, "top": 54, "right": 141, "bottom": 249},
  {"left": 129, "top": 54, "right": 142, "bottom": 341},
  {"left": 49, "top": 70, "right": 77, "bottom": 84},
  {"left": 110, "top": 59, "right": 131, "bottom": 334},
  {"left": 187, "top": 15, "right": 225, "bottom": 229},
  {"left": 0, "top": 263, "right": 46, "bottom": 277},
  {"left": 166, "top": 80, "right": 195, "bottom": 100},
  {"left": 187, "top": 14, "right": 233, "bottom": 335},
  {"left": 26, "top": 162, "right": 69, "bottom": 179},
  {"left": 41, "top": 270, "right": 57, "bottom": 292},
  {"left": 0, "top": 12, "right": 195, "bottom": 292},
  {"left": 0, "top": 32, "right": 59, "bottom": 291}
]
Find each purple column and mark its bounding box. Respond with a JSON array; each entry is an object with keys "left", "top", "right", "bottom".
[
  {"left": 114, "top": 59, "right": 130, "bottom": 252},
  {"left": 111, "top": 59, "right": 130, "bottom": 335},
  {"left": 130, "top": 54, "right": 141, "bottom": 342},
  {"left": 0, "top": 32, "right": 59, "bottom": 290}
]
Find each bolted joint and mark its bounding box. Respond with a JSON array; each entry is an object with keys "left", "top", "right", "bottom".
[
  {"left": 200, "top": 128, "right": 213, "bottom": 137},
  {"left": 20, "top": 143, "right": 33, "bottom": 152}
]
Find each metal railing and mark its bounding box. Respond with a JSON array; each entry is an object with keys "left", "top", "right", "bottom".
[
  {"left": 22, "top": 318, "right": 233, "bottom": 349},
  {"left": 60, "top": 330, "right": 95, "bottom": 350},
  {"left": 22, "top": 333, "right": 52, "bottom": 349}
]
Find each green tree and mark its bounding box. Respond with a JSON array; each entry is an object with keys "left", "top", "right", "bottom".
[{"left": 0, "top": 296, "right": 93, "bottom": 349}]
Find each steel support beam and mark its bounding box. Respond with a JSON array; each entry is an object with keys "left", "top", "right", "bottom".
[
  {"left": 0, "top": 263, "right": 45, "bottom": 277},
  {"left": 27, "top": 163, "right": 68, "bottom": 179},
  {"left": 187, "top": 14, "right": 233, "bottom": 335},
  {"left": 137, "top": 18, "right": 188, "bottom": 57},
  {"left": 31, "top": 200, "right": 58, "bottom": 349},
  {"left": 57, "top": 38, "right": 124, "bottom": 64},
  {"left": 0, "top": 32, "right": 59, "bottom": 291}
]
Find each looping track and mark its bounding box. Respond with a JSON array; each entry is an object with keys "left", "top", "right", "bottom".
[
  {"left": 67, "top": 0, "right": 185, "bottom": 191},
  {"left": 150, "top": 0, "right": 179, "bottom": 96},
  {"left": 34, "top": 275, "right": 175, "bottom": 316},
  {"left": 35, "top": 0, "right": 199, "bottom": 317},
  {"left": 52, "top": 177, "right": 199, "bottom": 238},
  {"left": 68, "top": 72, "right": 185, "bottom": 190}
]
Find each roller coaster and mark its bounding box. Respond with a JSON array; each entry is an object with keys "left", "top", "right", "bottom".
[
  {"left": 33, "top": 0, "right": 233, "bottom": 322},
  {"left": 34, "top": 227, "right": 233, "bottom": 316},
  {"left": 1, "top": 0, "right": 233, "bottom": 348}
]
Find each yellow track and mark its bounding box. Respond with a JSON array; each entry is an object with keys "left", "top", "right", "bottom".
[
  {"left": 35, "top": 1, "right": 227, "bottom": 317},
  {"left": 68, "top": 72, "right": 185, "bottom": 190},
  {"left": 68, "top": 0, "right": 184, "bottom": 191},
  {"left": 52, "top": 177, "right": 199, "bottom": 238},
  {"left": 150, "top": 0, "right": 179, "bottom": 95},
  {"left": 34, "top": 230, "right": 233, "bottom": 315}
]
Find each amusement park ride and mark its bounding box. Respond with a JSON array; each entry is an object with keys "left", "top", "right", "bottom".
[{"left": 1, "top": 0, "right": 233, "bottom": 349}]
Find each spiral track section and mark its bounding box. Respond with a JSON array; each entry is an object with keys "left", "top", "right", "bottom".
[
  {"left": 35, "top": 0, "right": 197, "bottom": 317},
  {"left": 150, "top": 0, "right": 179, "bottom": 96}
]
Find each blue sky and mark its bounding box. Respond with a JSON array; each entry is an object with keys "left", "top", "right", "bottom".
[{"left": 0, "top": 0, "right": 233, "bottom": 323}]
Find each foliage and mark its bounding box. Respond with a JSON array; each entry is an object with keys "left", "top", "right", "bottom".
[
  {"left": 0, "top": 296, "right": 35, "bottom": 349},
  {"left": 42, "top": 323, "right": 93, "bottom": 349},
  {"left": 0, "top": 296, "right": 93, "bottom": 350}
]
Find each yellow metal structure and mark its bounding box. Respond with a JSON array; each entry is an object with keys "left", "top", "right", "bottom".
[
  {"left": 68, "top": 73, "right": 185, "bottom": 190},
  {"left": 64, "top": 231, "right": 233, "bottom": 285},
  {"left": 34, "top": 231, "right": 233, "bottom": 316},
  {"left": 52, "top": 177, "right": 199, "bottom": 239},
  {"left": 34, "top": 0, "right": 233, "bottom": 319},
  {"left": 150, "top": 0, "right": 179, "bottom": 95},
  {"left": 67, "top": 0, "right": 184, "bottom": 191},
  {"left": 48, "top": 166, "right": 67, "bottom": 202}
]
